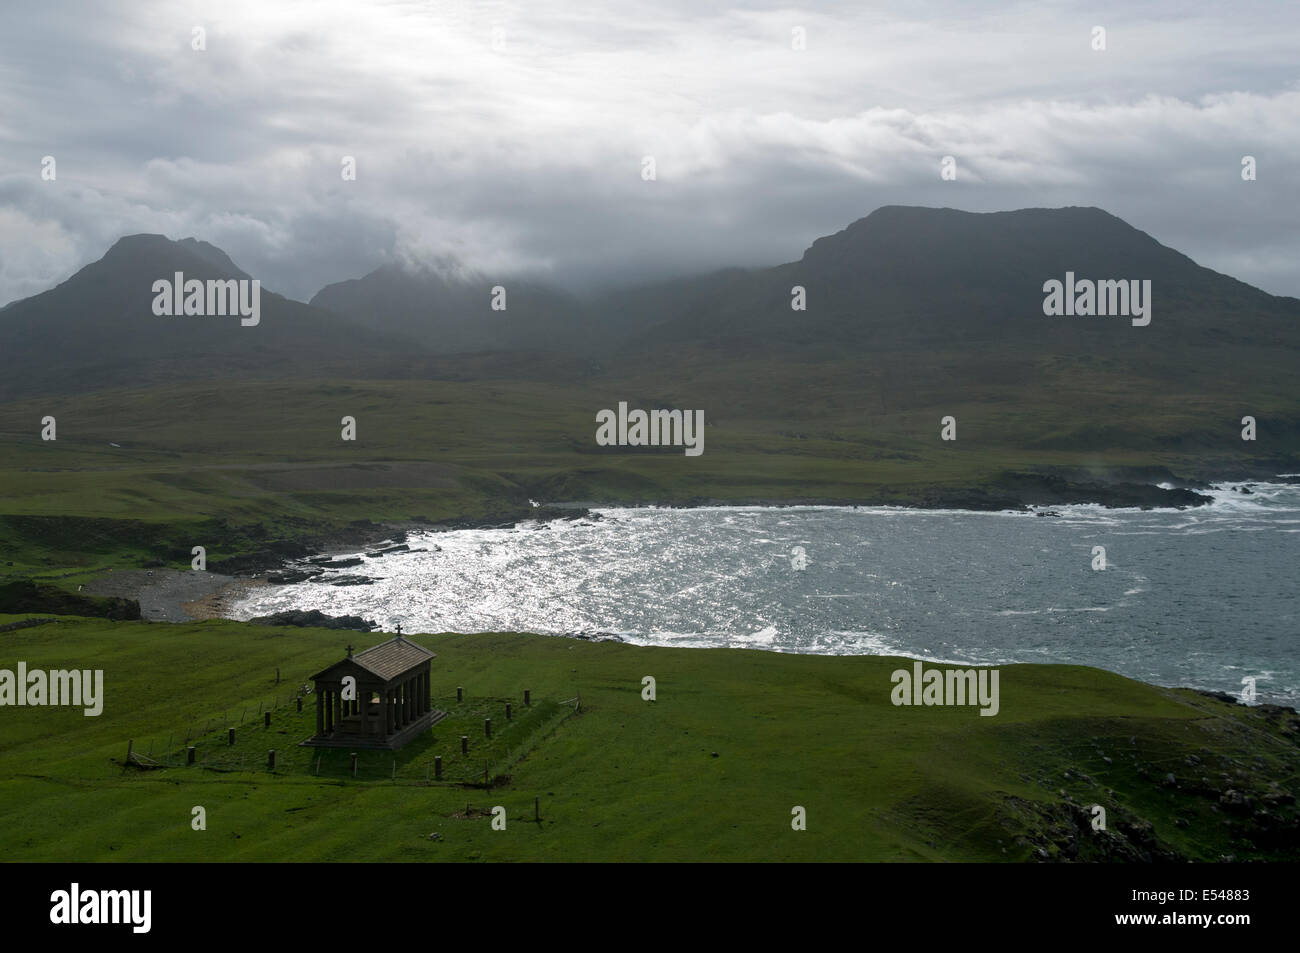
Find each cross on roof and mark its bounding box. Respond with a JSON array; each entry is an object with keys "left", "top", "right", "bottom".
[{"left": 345, "top": 643, "right": 355, "bottom": 657}]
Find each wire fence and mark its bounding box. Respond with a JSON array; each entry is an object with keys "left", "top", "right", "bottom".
[{"left": 125, "top": 687, "right": 581, "bottom": 787}]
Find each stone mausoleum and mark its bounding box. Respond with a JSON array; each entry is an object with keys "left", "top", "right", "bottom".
[{"left": 304, "top": 635, "right": 442, "bottom": 749}]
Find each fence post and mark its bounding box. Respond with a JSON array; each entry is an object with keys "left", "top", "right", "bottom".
[
  {"left": 524, "top": 689, "right": 530, "bottom": 706},
  {"left": 186, "top": 746, "right": 195, "bottom": 765},
  {"left": 484, "top": 718, "right": 491, "bottom": 738},
  {"left": 265, "top": 712, "right": 271, "bottom": 728},
  {"left": 351, "top": 752, "right": 358, "bottom": 777},
  {"left": 535, "top": 796, "right": 540, "bottom": 822},
  {"left": 506, "top": 703, "right": 511, "bottom": 721},
  {"left": 457, "top": 686, "right": 463, "bottom": 703},
  {"left": 228, "top": 727, "right": 235, "bottom": 746},
  {"left": 461, "top": 735, "right": 468, "bottom": 755}
]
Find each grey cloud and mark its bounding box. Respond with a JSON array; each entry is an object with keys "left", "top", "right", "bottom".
[{"left": 1, "top": 0, "right": 1297, "bottom": 306}]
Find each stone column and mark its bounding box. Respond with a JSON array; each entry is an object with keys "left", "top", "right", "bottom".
[{"left": 316, "top": 689, "right": 324, "bottom": 736}]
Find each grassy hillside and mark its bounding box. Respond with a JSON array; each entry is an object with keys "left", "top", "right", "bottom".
[
  {"left": 0, "top": 617, "right": 1296, "bottom": 862},
  {"left": 0, "top": 373, "right": 1285, "bottom": 567}
]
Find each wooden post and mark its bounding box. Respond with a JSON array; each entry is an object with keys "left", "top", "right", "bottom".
[
  {"left": 535, "top": 796, "right": 540, "bottom": 822},
  {"left": 435, "top": 756, "right": 443, "bottom": 780},
  {"left": 457, "top": 686, "right": 463, "bottom": 703},
  {"left": 297, "top": 697, "right": 303, "bottom": 713},
  {"left": 350, "top": 752, "right": 358, "bottom": 776},
  {"left": 484, "top": 718, "right": 491, "bottom": 738},
  {"left": 461, "top": 735, "right": 468, "bottom": 754},
  {"left": 186, "top": 746, "right": 195, "bottom": 765},
  {"left": 264, "top": 711, "right": 271, "bottom": 728},
  {"left": 506, "top": 703, "right": 512, "bottom": 721},
  {"left": 228, "top": 727, "right": 235, "bottom": 746},
  {"left": 267, "top": 750, "right": 275, "bottom": 771},
  {"left": 524, "top": 689, "right": 530, "bottom": 706}
]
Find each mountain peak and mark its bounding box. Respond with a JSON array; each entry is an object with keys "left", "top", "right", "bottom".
[
  {"left": 102, "top": 233, "right": 248, "bottom": 278},
  {"left": 799, "top": 204, "right": 1166, "bottom": 277}
]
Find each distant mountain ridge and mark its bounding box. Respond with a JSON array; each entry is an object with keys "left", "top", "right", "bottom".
[
  {"left": 604, "top": 205, "right": 1299, "bottom": 360},
  {"left": 0, "top": 233, "right": 425, "bottom": 400},
  {"left": 2, "top": 207, "right": 1297, "bottom": 413},
  {"left": 310, "top": 261, "right": 598, "bottom": 354}
]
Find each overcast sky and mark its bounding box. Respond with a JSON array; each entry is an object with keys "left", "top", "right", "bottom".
[{"left": 1, "top": 0, "right": 1298, "bottom": 306}]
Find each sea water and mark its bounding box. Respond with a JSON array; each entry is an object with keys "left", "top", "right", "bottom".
[{"left": 231, "top": 482, "right": 1300, "bottom": 705}]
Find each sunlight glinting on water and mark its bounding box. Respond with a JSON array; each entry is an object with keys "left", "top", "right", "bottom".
[{"left": 231, "top": 483, "right": 1300, "bottom": 705}]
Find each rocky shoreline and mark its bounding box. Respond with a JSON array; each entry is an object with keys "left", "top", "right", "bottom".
[{"left": 56, "top": 470, "right": 1291, "bottom": 624}]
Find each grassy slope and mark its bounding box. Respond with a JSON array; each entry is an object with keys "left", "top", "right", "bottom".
[
  {"left": 1, "top": 372, "right": 1286, "bottom": 576},
  {"left": 1, "top": 618, "right": 1296, "bottom": 862}
]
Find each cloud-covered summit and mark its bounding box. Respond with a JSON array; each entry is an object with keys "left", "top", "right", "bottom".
[{"left": 1, "top": 0, "right": 1297, "bottom": 307}]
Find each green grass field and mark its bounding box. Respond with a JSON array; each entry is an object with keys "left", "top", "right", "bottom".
[
  {"left": 1, "top": 373, "right": 1283, "bottom": 580},
  {"left": 1, "top": 617, "right": 1296, "bottom": 862},
  {"left": 1, "top": 371, "right": 1295, "bottom": 862}
]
